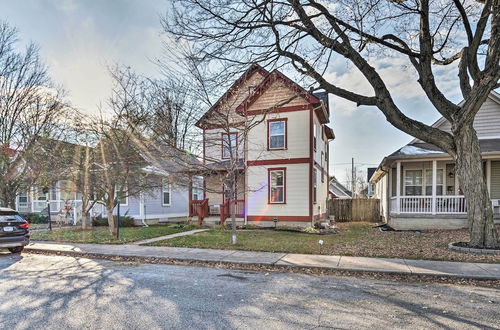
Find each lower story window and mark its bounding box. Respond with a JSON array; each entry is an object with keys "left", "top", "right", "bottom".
[
  {"left": 404, "top": 170, "right": 422, "bottom": 196},
  {"left": 269, "top": 168, "right": 286, "bottom": 204},
  {"left": 162, "top": 179, "right": 171, "bottom": 205},
  {"left": 313, "top": 169, "right": 317, "bottom": 204}
]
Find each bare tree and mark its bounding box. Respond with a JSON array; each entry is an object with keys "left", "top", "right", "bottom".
[
  {"left": 164, "top": 0, "right": 500, "bottom": 248},
  {"left": 0, "top": 21, "right": 70, "bottom": 208}
]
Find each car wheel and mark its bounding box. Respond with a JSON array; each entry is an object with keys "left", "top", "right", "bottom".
[{"left": 8, "top": 247, "right": 24, "bottom": 254}]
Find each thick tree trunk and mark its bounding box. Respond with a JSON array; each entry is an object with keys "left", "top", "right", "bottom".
[
  {"left": 454, "top": 123, "right": 499, "bottom": 248},
  {"left": 81, "top": 210, "right": 89, "bottom": 230},
  {"left": 107, "top": 206, "right": 117, "bottom": 236}
]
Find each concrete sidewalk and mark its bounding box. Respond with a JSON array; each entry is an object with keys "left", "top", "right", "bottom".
[
  {"left": 130, "top": 229, "right": 210, "bottom": 245},
  {"left": 25, "top": 241, "right": 500, "bottom": 280}
]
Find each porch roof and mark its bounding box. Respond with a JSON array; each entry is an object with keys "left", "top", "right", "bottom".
[{"left": 370, "top": 139, "right": 500, "bottom": 183}]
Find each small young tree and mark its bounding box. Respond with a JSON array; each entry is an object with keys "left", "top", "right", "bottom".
[{"left": 165, "top": 0, "right": 500, "bottom": 248}]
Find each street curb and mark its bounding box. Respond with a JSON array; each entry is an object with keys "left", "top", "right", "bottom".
[{"left": 24, "top": 247, "right": 500, "bottom": 282}]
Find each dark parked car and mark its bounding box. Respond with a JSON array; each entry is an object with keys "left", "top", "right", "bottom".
[{"left": 0, "top": 207, "right": 30, "bottom": 253}]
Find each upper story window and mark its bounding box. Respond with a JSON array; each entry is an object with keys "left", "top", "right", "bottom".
[
  {"left": 269, "top": 168, "right": 286, "bottom": 204},
  {"left": 313, "top": 124, "right": 317, "bottom": 151},
  {"left": 222, "top": 133, "right": 238, "bottom": 159},
  {"left": 162, "top": 178, "right": 171, "bottom": 205},
  {"left": 268, "top": 119, "right": 287, "bottom": 150}
]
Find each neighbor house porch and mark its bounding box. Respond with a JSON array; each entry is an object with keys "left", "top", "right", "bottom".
[{"left": 389, "top": 158, "right": 500, "bottom": 217}]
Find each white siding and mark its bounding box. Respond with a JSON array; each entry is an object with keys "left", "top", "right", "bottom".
[
  {"left": 246, "top": 163, "right": 310, "bottom": 217},
  {"left": 247, "top": 110, "right": 310, "bottom": 161}
]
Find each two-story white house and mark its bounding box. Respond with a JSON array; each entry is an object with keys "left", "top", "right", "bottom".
[
  {"left": 194, "top": 64, "right": 334, "bottom": 226},
  {"left": 370, "top": 92, "right": 500, "bottom": 230}
]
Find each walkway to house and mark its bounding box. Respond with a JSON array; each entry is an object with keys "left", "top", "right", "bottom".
[
  {"left": 130, "top": 229, "right": 210, "bottom": 245},
  {"left": 24, "top": 241, "right": 500, "bottom": 280}
]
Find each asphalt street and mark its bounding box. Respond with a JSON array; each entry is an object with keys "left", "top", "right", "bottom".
[{"left": 0, "top": 251, "right": 498, "bottom": 329}]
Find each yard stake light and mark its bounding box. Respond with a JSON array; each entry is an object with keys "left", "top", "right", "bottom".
[{"left": 273, "top": 217, "right": 278, "bottom": 229}]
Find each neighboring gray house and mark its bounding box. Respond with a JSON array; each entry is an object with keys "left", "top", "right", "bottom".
[
  {"left": 370, "top": 92, "right": 500, "bottom": 230},
  {"left": 16, "top": 142, "right": 204, "bottom": 225},
  {"left": 329, "top": 176, "right": 352, "bottom": 199}
]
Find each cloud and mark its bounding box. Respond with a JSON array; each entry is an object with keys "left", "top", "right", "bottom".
[{"left": 324, "top": 54, "right": 461, "bottom": 116}]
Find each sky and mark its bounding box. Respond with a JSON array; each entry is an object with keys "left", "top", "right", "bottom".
[{"left": 0, "top": 0, "right": 463, "bottom": 186}]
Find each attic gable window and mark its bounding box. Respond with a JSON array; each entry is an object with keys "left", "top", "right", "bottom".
[{"left": 268, "top": 119, "right": 287, "bottom": 150}]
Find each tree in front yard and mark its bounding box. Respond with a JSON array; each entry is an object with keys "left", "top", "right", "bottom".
[
  {"left": 0, "top": 21, "right": 71, "bottom": 208},
  {"left": 164, "top": 0, "right": 500, "bottom": 248}
]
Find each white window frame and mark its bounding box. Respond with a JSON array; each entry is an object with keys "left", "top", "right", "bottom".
[
  {"left": 115, "top": 184, "right": 128, "bottom": 206},
  {"left": 269, "top": 169, "right": 285, "bottom": 204},
  {"left": 162, "top": 178, "right": 171, "bottom": 206},
  {"left": 404, "top": 169, "right": 423, "bottom": 196},
  {"left": 313, "top": 124, "right": 317, "bottom": 151},
  {"left": 268, "top": 120, "right": 286, "bottom": 150},
  {"left": 425, "top": 168, "right": 444, "bottom": 196},
  {"left": 17, "top": 192, "right": 28, "bottom": 208}
]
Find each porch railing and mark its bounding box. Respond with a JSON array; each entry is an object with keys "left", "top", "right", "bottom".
[
  {"left": 391, "top": 195, "right": 468, "bottom": 214},
  {"left": 436, "top": 196, "right": 467, "bottom": 214},
  {"left": 220, "top": 199, "right": 245, "bottom": 225}
]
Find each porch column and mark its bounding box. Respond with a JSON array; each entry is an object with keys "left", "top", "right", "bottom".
[
  {"left": 432, "top": 160, "right": 437, "bottom": 215},
  {"left": 486, "top": 160, "right": 492, "bottom": 195},
  {"left": 396, "top": 161, "right": 401, "bottom": 214}
]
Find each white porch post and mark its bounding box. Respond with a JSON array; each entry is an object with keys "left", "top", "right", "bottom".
[
  {"left": 396, "top": 161, "right": 401, "bottom": 214},
  {"left": 432, "top": 160, "right": 437, "bottom": 215},
  {"left": 486, "top": 160, "right": 492, "bottom": 195}
]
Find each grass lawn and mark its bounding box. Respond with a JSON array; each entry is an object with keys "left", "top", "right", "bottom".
[
  {"left": 149, "top": 222, "right": 500, "bottom": 263},
  {"left": 30, "top": 224, "right": 200, "bottom": 244}
]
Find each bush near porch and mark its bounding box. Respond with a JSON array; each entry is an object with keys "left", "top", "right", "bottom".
[
  {"left": 30, "top": 224, "right": 200, "bottom": 244},
  {"left": 148, "top": 222, "right": 500, "bottom": 263}
]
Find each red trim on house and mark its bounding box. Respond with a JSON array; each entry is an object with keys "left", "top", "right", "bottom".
[
  {"left": 221, "top": 132, "right": 238, "bottom": 160},
  {"left": 247, "top": 158, "right": 310, "bottom": 166},
  {"left": 196, "top": 64, "right": 269, "bottom": 128},
  {"left": 245, "top": 104, "right": 312, "bottom": 116},
  {"left": 268, "top": 167, "right": 286, "bottom": 204},
  {"left": 246, "top": 215, "right": 311, "bottom": 222},
  {"left": 267, "top": 118, "right": 288, "bottom": 151},
  {"left": 202, "top": 129, "right": 206, "bottom": 165},
  {"left": 201, "top": 122, "right": 245, "bottom": 130}
]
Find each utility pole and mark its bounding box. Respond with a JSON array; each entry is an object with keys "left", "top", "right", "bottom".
[{"left": 351, "top": 158, "right": 355, "bottom": 198}]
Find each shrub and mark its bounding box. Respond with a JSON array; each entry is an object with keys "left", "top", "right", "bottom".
[
  {"left": 20, "top": 213, "right": 48, "bottom": 224},
  {"left": 91, "top": 215, "right": 135, "bottom": 227}
]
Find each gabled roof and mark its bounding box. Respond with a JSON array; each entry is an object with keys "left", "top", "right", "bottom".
[
  {"left": 236, "top": 69, "right": 321, "bottom": 112},
  {"left": 329, "top": 177, "right": 352, "bottom": 198},
  {"left": 196, "top": 63, "right": 269, "bottom": 128},
  {"left": 409, "top": 91, "right": 500, "bottom": 144}
]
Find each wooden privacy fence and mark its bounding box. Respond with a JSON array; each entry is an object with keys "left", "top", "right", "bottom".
[{"left": 327, "top": 198, "right": 380, "bottom": 222}]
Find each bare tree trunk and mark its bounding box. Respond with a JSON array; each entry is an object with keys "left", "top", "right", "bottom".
[
  {"left": 81, "top": 210, "right": 88, "bottom": 230},
  {"left": 107, "top": 204, "right": 117, "bottom": 236},
  {"left": 231, "top": 174, "right": 237, "bottom": 245},
  {"left": 454, "top": 123, "right": 499, "bottom": 248}
]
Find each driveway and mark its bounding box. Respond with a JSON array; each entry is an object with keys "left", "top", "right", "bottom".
[{"left": 0, "top": 252, "right": 498, "bottom": 329}]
